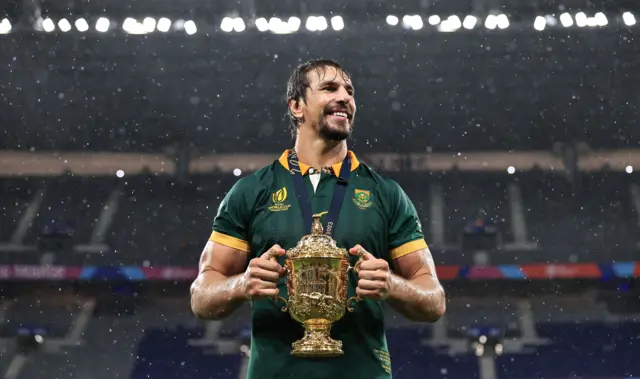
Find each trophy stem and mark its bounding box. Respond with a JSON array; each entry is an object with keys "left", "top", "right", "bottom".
[{"left": 291, "top": 319, "right": 344, "bottom": 358}]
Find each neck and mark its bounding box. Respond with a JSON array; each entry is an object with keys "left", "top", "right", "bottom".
[{"left": 293, "top": 126, "right": 348, "bottom": 169}]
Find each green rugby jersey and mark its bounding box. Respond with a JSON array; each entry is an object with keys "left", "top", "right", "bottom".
[{"left": 209, "top": 149, "right": 427, "bottom": 379}]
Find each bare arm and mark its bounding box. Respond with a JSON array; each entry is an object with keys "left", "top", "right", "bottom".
[
  {"left": 190, "top": 241, "right": 249, "bottom": 320},
  {"left": 386, "top": 247, "right": 446, "bottom": 322}
]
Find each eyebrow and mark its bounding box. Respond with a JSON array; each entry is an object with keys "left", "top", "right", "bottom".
[{"left": 318, "top": 79, "right": 355, "bottom": 93}]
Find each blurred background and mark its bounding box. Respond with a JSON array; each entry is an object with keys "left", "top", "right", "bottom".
[{"left": 1, "top": 0, "right": 640, "bottom": 378}]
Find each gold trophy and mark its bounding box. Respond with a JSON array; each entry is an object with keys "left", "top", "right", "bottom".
[{"left": 268, "top": 215, "right": 364, "bottom": 358}]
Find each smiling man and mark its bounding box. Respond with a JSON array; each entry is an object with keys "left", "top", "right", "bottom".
[{"left": 190, "top": 59, "right": 446, "bottom": 379}]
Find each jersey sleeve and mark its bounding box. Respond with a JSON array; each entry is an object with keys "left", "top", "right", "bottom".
[
  {"left": 387, "top": 180, "right": 428, "bottom": 260},
  {"left": 208, "top": 177, "right": 254, "bottom": 253}
]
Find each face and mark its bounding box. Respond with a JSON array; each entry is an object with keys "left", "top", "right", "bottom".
[{"left": 291, "top": 66, "right": 356, "bottom": 141}]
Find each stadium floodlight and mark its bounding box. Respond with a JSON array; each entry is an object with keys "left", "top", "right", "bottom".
[
  {"left": 428, "top": 15, "right": 441, "bottom": 25},
  {"left": 123, "top": 17, "right": 147, "bottom": 34},
  {"left": 438, "top": 15, "right": 461, "bottom": 32},
  {"left": 386, "top": 15, "right": 399, "bottom": 26},
  {"left": 402, "top": 15, "right": 423, "bottom": 30},
  {"left": 58, "top": 18, "right": 71, "bottom": 32},
  {"left": 559, "top": 12, "right": 573, "bottom": 27},
  {"left": 306, "top": 16, "right": 327, "bottom": 31},
  {"left": 331, "top": 16, "right": 344, "bottom": 31},
  {"left": 484, "top": 15, "right": 497, "bottom": 29},
  {"left": 184, "top": 20, "right": 197, "bottom": 35},
  {"left": 575, "top": 12, "right": 587, "bottom": 27},
  {"left": 142, "top": 17, "right": 156, "bottom": 33},
  {"left": 626, "top": 165, "right": 633, "bottom": 174},
  {"left": 287, "top": 17, "right": 301, "bottom": 32},
  {"left": 220, "top": 17, "right": 233, "bottom": 32},
  {"left": 233, "top": 168, "right": 242, "bottom": 177},
  {"left": 0, "top": 18, "right": 12, "bottom": 34},
  {"left": 317, "top": 16, "right": 328, "bottom": 31},
  {"left": 156, "top": 18, "right": 171, "bottom": 32},
  {"left": 42, "top": 18, "right": 55, "bottom": 32},
  {"left": 622, "top": 12, "right": 636, "bottom": 26},
  {"left": 95, "top": 17, "right": 110, "bottom": 32},
  {"left": 463, "top": 15, "right": 477, "bottom": 29},
  {"left": 507, "top": 166, "right": 515, "bottom": 174},
  {"left": 496, "top": 14, "right": 509, "bottom": 29},
  {"left": 533, "top": 16, "right": 546, "bottom": 31},
  {"left": 233, "top": 18, "right": 245, "bottom": 32},
  {"left": 594, "top": 12, "right": 608, "bottom": 26},
  {"left": 75, "top": 18, "right": 89, "bottom": 32},
  {"left": 255, "top": 17, "right": 269, "bottom": 32}
]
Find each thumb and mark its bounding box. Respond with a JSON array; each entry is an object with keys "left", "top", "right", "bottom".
[
  {"left": 260, "top": 244, "right": 286, "bottom": 260},
  {"left": 349, "top": 245, "right": 375, "bottom": 260}
]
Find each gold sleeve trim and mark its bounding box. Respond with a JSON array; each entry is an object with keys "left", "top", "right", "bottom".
[
  {"left": 390, "top": 239, "right": 428, "bottom": 259},
  {"left": 209, "top": 231, "right": 250, "bottom": 253}
]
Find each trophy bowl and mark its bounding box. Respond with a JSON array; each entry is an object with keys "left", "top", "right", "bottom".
[{"left": 270, "top": 215, "right": 364, "bottom": 358}]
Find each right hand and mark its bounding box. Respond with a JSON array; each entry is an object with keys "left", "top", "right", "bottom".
[{"left": 241, "top": 244, "right": 286, "bottom": 300}]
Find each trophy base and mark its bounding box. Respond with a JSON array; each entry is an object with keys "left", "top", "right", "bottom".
[{"left": 291, "top": 319, "right": 343, "bottom": 358}]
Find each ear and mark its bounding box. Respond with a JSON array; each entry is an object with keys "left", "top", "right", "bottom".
[{"left": 288, "top": 98, "right": 304, "bottom": 120}]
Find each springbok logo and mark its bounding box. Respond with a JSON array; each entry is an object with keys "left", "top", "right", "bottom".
[{"left": 269, "top": 187, "right": 291, "bottom": 212}]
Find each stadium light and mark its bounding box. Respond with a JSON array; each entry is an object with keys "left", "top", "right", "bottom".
[
  {"left": 386, "top": 15, "right": 399, "bottom": 26},
  {"left": 496, "top": 14, "right": 509, "bottom": 29},
  {"left": 287, "top": 17, "right": 301, "bottom": 32},
  {"left": 534, "top": 16, "right": 546, "bottom": 31},
  {"left": 184, "top": 20, "right": 197, "bottom": 35},
  {"left": 594, "top": 12, "right": 608, "bottom": 26},
  {"left": 233, "top": 168, "right": 242, "bottom": 177},
  {"left": 559, "top": 13, "right": 574, "bottom": 27},
  {"left": 331, "top": 16, "right": 344, "bottom": 31},
  {"left": 428, "top": 15, "right": 441, "bottom": 25},
  {"left": 575, "top": 12, "right": 588, "bottom": 27},
  {"left": 402, "top": 15, "right": 423, "bottom": 30},
  {"left": 623, "top": 12, "right": 636, "bottom": 26},
  {"left": 626, "top": 165, "right": 633, "bottom": 174},
  {"left": 255, "top": 17, "right": 269, "bottom": 32},
  {"left": 95, "top": 17, "right": 109, "bottom": 32},
  {"left": 75, "top": 18, "right": 89, "bottom": 32},
  {"left": 142, "top": 17, "right": 156, "bottom": 33},
  {"left": 438, "top": 15, "right": 461, "bottom": 32},
  {"left": 484, "top": 15, "right": 497, "bottom": 29},
  {"left": 123, "top": 18, "right": 147, "bottom": 34},
  {"left": 0, "top": 18, "right": 12, "bottom": 34},
  {"left": 220, "top": 17, "right": 233, "bottom": 32},
  {"left": 116, "top": 170, "right": 125, "bottom": 178},
  {"left": 507, "top": 166, "right": 515, "bottom": 174},
  {"left": 232, "top": 18, "right": 245, "bottom": 32},
  {"left": 42, "top": 18, "right": 55, "bottom": 32},
  {"left": 58, "top": 18, "right": 72, "bottom": 32},
  {"left": 463, "top": 15, "right": 477, "bottom": 29},
  {"left": 157, "top": 18, "right": 171, "bottom": 32}
]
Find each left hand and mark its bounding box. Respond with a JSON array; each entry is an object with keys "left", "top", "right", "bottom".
[{"left": 349, "top": 245, "right": 392, "bottom": 301}]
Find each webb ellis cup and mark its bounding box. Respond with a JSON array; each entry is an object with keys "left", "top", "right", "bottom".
[{"left": 269, "top": 215, "right": 365, "bottom": 358}]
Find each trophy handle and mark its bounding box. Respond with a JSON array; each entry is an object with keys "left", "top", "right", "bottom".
[
  {"left": 268, "top": 252, "right": 289, "bottom": 312},
  {"left": 346, "top": 248, "right": 366, "bottom": 312}
]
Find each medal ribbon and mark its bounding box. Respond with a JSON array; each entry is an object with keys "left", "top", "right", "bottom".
[{"left": 288, "top": 149, "right": 352, "bottom": 237}]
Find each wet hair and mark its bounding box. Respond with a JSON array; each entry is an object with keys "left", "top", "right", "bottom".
[{"left": 285, "top": 59, "right": 352, "bottom": 137}]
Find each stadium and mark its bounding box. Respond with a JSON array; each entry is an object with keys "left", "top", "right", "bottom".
[{"left": 1, "top": 0, "right": 640, "bottom": 378}]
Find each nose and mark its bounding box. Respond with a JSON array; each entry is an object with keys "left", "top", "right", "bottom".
[{"left": 336, "top": 87, "right": 354, "bottom": 105}]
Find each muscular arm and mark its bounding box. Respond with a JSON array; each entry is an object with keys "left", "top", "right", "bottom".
[
  {"left": 386, "top": 247, "right": 446, "bottom": 322},
  {"left": 190, "top": 241, "right": 249, "bottom": 320}
]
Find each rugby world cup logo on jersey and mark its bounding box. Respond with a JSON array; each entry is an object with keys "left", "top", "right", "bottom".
[
  {"left": 269, "top": 187, "right": 291, "bottom": 212},
  {"left": 353, "top": 189, "right": 373, "bottom": 209}
]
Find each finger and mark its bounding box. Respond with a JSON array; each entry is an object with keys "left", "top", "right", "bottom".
[
  {"left": 357, "top": 279, "right": 387, "bottom": 291},
  {"left": 358, "top": 260, "right": 389, "bottom": 272},
  {"left": 260, "top": 244, "right": 286, "bottom": 260},
  {"left": 248, "top": 287, "right": 280, "bottom": 299},
  {"left": 356, "top": 269, "right": 389, "bottom": 281},
  {"left": 249, "top": 267, "right": 282, "bottom": 282},
  {"left": 349, "top": 245, "right": 375, "bottom": 260},
  {"left": 356, "top": 287, "right": 383, "bottom": 300},
  {"left": 251, "top": 259, "right": 286, "bottom": 275}
]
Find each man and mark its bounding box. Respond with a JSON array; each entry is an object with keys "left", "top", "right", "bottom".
[{"left": 190, "top": 59, "right": 446, "bottom": 379}]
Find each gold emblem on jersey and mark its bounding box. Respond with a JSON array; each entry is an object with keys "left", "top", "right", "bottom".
[
  {"left": 267, "top": 215, "right": 365, "bottom": 358},
  {"left": 353, "top": 189, "right": 373, "bottom": 209},
  {"left": 269, "top": 187, "right": 291, "bottom": 212}
]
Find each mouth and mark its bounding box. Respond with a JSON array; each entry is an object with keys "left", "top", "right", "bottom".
[{"left": 325, "top": 110, "right": 352, "bottom": 121}]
